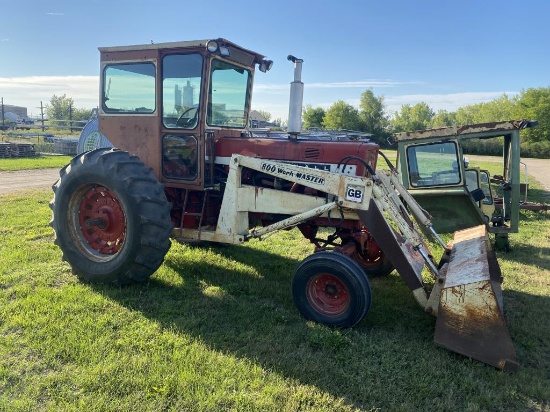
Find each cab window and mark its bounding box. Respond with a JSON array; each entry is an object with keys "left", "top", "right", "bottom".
[
  {"left": 162, "top": 54, "right": 203, "bottom": 129},
  {"left": 103, "top": 63, "right": 156, "bottom": 113},
  {"left": 162, "top": 134, "right": 198, "bottom": 180},
  {"left": 407, "top": 142, "right": 461, "bottom": 187},
  {"left": 207, "top": 59, "right": 250, "bottom": 128}
]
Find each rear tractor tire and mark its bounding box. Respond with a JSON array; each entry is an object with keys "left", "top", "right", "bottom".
[
  {"left": 50, "top": 148, "right": 173, "bottom": 285},
  {"left": 292, "top": 252, "right": 372, "bottom": 328}
]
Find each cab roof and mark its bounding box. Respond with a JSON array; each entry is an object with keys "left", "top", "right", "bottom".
[{"left": 98, "top": 38, "right": 265, "bottom": 61}]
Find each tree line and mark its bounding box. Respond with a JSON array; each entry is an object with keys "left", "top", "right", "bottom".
[
  {"left": 302, "top": 87, "right": 550, "bottom": 158},
  {"left": 46, "top": 94, "right": 94, "bottom": 122},
  {"left": 49, "top": 86, "right": 550, "bottom": 158}
]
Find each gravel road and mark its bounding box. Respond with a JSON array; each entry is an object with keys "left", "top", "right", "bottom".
[
  {"left": 0, "top": 157, "right": 548, "bottom": 195},
  {"left": 0, "top": 168, "right": 61, "bottom": 194},
  {"left": 467, "top": 155, "right": 550, "bottom": 191}
]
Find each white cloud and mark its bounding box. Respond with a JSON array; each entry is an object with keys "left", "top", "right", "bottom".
[
  {"left": 46, "top": 12, "right": 65, "bottom": 16},
  {"left": 0, "top": 76, "right": 99, "bottom": 116}
]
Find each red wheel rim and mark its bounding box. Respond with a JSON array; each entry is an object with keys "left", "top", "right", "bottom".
[
  {"left": 351, "top": 234, "right": 384, "bottom": 270},
  {"left": 306, "top": 273, "right": 350, "bottom": 316},
  {"left": 78, "top": 185, "right": 126, "bottom": 255}
]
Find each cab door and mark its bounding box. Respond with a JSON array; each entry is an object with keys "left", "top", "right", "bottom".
[{"left": 160, "top": 53, "right": 205, "bottom": 188}]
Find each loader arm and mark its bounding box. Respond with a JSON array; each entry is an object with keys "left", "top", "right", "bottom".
[
  {"left": 179, "top": 155, "right": 440, "bottom": 302},
  {"left": 173, "top": 154, "right": 516, "bottom": 370}
]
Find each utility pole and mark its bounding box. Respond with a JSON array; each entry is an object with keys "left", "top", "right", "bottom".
[
  {"left": 69, "top": 103, "right": 73, "bottom": 133},
  {"left": 2, "top": 97, "right": 6, "bottom": 130},
  {"left": 37, "top": 101, "right": 45, "bottom": 132}
]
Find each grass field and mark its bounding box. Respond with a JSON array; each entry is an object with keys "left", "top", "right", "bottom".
[
  {"left": 0, "top": 155, "right": 71, "bottom": 171},
  {"left": 0, "top": 159, "right": 549, "bottom": 411}
]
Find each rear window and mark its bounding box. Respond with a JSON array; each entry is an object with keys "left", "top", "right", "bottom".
[{"left": 102, "top": 62, "right": 156, "bottom": 113}]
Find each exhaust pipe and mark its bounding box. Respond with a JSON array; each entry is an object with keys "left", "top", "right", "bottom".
[{"left": 287, "top": 55, "right": 304, "bottom": 138}]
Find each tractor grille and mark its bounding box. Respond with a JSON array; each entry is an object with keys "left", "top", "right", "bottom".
[{"left": 304, "top": 147, "right": 320, "bottom": 160}]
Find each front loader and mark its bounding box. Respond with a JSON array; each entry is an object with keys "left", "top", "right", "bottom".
[{"left": 51, "top": 38, "right": 517, "bottom": 370}]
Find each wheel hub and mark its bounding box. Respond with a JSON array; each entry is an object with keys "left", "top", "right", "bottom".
[
  {"left": 78, "top": 186, "right": 126, "bottom": 255},
  {"left": 306, "top": 273, "right": 349, "bottom": 316}
]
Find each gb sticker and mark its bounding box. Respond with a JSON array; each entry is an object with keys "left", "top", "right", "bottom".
[{"left": 345, "top": 184, "right": 364, "bottom": 203}]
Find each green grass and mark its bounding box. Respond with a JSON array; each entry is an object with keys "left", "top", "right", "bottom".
[
  {"left": 1, "top": 185, "right": 549, "bottom": 411},
  {"left": 0, "top": 155, "right": 71, "bottom": 171}
]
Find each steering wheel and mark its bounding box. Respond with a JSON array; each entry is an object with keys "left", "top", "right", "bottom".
[{"left": 176, "top": 107, "right": 198, "bottom": 127}]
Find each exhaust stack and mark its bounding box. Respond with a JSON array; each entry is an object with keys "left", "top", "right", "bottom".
[{"left": 287, "top": 55, "right": 304, "bottom": 138}]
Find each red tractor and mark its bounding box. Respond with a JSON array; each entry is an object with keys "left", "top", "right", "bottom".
[{"left": 51, "top": 39, "right": 516, "bottom": 370}]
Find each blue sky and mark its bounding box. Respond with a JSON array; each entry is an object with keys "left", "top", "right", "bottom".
[{"left": 1, "top": 0, "right": 549, "bottom": 121}]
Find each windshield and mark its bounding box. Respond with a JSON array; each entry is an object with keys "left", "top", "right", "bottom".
[
  {"left": 162, "top": 53, "right": 203, "bottom": 129},
  {"left": 406, "top": 141, "right": 461, "bottom": 187},
  {"left": 207, "top": 59, "right": 251, "bottom": 128}
]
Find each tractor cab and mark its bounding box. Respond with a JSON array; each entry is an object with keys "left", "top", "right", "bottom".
[
  {"left": 394, "top": 120, "right": 538, "bottom": 249},
  {"left": 97, "top": 39, "right": 272, "bottom": 189}
]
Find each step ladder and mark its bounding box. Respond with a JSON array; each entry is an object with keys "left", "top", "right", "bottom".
[{"left": 179, "top": 189, "right": 216, "bottom": 241}]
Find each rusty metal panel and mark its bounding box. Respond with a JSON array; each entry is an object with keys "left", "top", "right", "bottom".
[
  {"left": 99, "top": 115, "right": 162, "bottom": 181},
  {"left": 393, "top": 120, "right": 532, "bottom": 143},
  {"left": 356, "top": 203, "right": 425, "bottom": 292},
  {"left": 434, "top": 225, "right": 517, "bottom": 371}
]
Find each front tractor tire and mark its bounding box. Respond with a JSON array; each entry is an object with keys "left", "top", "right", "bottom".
[
  {"left": 50, "top": 148, "right": 173, "bottom": 285},
  {"left": 292, "top": 252, "right": 372, "bottom": 328}
]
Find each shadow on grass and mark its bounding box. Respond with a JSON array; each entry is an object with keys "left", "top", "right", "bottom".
[
  {"left": 91, "top": 242, "right": 550, "bottom": 409},
  {"left": 503, "top": 242, "right": 550, "bottom": 269},
  {"left": 523, "top": 187, "right": 550, "bottom": 203},
  {"left": 89, "top": 243, "right": 444, "bottom": 409}
]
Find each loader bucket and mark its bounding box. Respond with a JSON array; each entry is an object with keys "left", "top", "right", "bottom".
[{"left": 434, "top": 225, "right": 517, "bottom": 371}]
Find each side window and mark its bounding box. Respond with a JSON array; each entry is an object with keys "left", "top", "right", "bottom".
[
  {"left": 162, "top": 135, "right": 198, "bottom": 180},
  {"left": 465, "top": 169, "right": 480, "bottom": 192},
  {"left": 208, "top": 59, "right": 250, "bottom": 128},
  {"left": 407, "top": 142, "right": 460, "bottom": 187},
  {"left": 162, "top": 54, "right": 203, "bottom": 129},
  {"left": 103, "top": 63, "right": 155, "bottom": 113},
  {"left": 480, "top": 171, "right": 493, "bottom": 205}
]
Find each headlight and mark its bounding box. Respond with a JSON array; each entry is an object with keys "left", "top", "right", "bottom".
[
  {"left": 259, "top": 60, "right": 273, "bottom": 73},
  {"left": 206, "top": 40, "right": 218, "bottom": 53},
  {"left": 219, "top": 45, "right": 230, "bottom": 57}
]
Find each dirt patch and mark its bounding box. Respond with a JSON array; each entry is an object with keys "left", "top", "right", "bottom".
[{"left": 0, "top": 168, "right": 60, "bottom": 194}]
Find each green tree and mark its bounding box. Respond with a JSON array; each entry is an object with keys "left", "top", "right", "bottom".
[
  {"left": 256, "top": 110, "right": 272, "bottom": 123},
  {"left": 456, "top": 94, "right": 516, "bottom": 126},
  {"left": 46, "top": 94, "right": 93, "bottom": 122},
  {"left": 47, "top": 94, "right": 74, "bottom": 120},
  {"left": 358, "top": 89, "right": 390, "bottom": 145},
  {"left": 322, "top": 101, "right": 360, "bottom": 130},
  {"left": 514, "top": 87, "right": 550, "bottom": 143},
  {"left": 303, "top": 104, "right": 326, "bottom": 129},
  {"left": 431, "top": 109, "right": 457, "bottom": 128},
  {"left": 455, "top": 105, "right": 478, "bottom": 125},
  {"left": 480, "top": 94, "right": 516, "bottom": 122},
  {"left": 72, "top": 107, "right": 93, "bottom": 122},
  {"left": 391, "top": 102, "right": 434, "bottom": 132}
]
